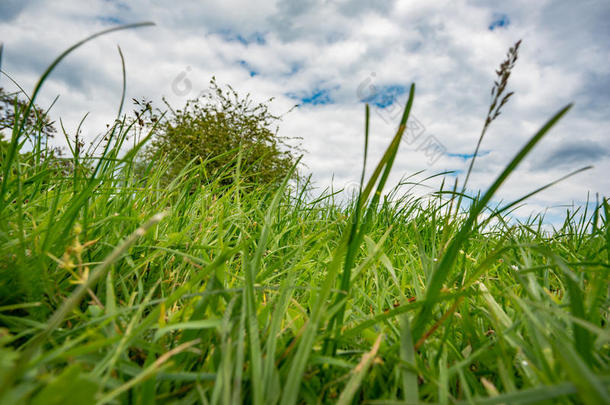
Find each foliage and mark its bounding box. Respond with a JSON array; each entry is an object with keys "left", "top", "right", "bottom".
[
  {"left": 0, "top": 87, "right": 57, "bottom": 141},
  {"left": 140, "top": 77, "right": 300, "bottom": 187},
  {"left": 0, "top": 87, "right": 90, "bottom": 187}
]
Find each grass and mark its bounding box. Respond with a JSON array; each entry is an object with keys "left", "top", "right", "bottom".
[{"left": 1, "top": 25, "right": 609, "bottom": 404}]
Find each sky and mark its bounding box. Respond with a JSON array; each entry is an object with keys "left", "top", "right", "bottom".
[{"left": 1, "top": 0, "right": 609, "bottom": 225}]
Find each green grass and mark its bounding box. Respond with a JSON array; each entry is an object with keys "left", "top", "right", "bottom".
[{"left": 1, "top": 26, "right": 609, "bottom": 404}]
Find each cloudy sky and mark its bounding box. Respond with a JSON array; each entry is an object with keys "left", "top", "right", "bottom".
[{"left": 1, "top": 0, "right": 608, "bottom": 224}]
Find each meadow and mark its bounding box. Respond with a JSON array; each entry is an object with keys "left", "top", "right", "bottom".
[{"left": 0, "top": 24, "right": 609, "bottom": 404}]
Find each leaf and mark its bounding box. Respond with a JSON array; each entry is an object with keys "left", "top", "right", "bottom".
[
  {"left": 154, "top": 319, "right": 222, "bottom": 341},
  {"left": 336, "top": 334, "right": 382, "bottom": 405}
]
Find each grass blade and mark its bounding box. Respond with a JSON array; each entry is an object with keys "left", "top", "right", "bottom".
[
  {"left": 336, "top": 334, "right": 382, "bottom": 405},
  {"left": 412, "top": 104, "right": 572, "bottom": 340}
]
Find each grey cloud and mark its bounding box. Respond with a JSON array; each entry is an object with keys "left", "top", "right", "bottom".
[
  {"left": 335, "top": 0, "right": 393, "bottom": 17},
  {"left": 528, "top": 0, "right": 610, "bottom": 116},
  {"left": 534, "top": 140, "right": 609, "bottom": 170},
  {"left": 576, "top": 72, "right": 610, "bottom": 115},
  {"left": 0, "top": 0, "right": 33, "bottom": 22},
  {"left": 267, "top": 0, "right": 346, "bottom": 42},
  {"left": 1, "top": 41, "right": 116, "bottom": 98},
  {"left": 2, "top": 41, "right": 56, "bottom": 76},
  {"left": 539, "top": 0, "right": 610, "bottom": 48}
]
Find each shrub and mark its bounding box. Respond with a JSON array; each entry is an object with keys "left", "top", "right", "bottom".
[
  {"left": 0, "top": 87, "right": 90, "bottom": 185},
  {"left": 140, "top": 77, "right": 300, "bottom": 187},
  {"left": 0, "top": 87, "right": 57, "bottom": 142}
]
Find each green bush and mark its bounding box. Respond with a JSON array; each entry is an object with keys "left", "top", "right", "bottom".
[
  {"left": 140, "top": 77, "right": 300, "bottom": 186},
  {"left": 0, "top": 87, "right": 90, "bottom": 186},
  {"left": 1, "top": 87, "right": 56, "bottom": 141}
]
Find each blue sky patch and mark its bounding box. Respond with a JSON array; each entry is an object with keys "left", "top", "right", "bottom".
[
  {"left": 97, "top": 15, "right": 124, "bottom": 25},
  {"left": 287, "top": 87, "right": 337, "bottom": 106},
  {"left": 447, "top": 151, "right": 490, "bottom": 160},
  {"left": 445, "top": 169, "right": 464, "bottom": 177},
  {"left": 360, "top": 84, "right": 407, "bottom": 108},
  {"left": 238, "top": 60, "right": 258, "bottom": 77},
  {"left": 102, "top": 0, "right": 130, "bottom": 10},
  {"left": 489, "top": 14, "right": 510, "bottom": 30},
  {"left": 287, "top": 63, "right": 301, "bottom": 76},
  {"left": 216, "top": 29, "right": 266, "bottom": 45}
]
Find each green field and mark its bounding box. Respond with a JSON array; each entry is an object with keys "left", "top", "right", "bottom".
[{"left": 1, "top": 26, "right": 609, "bottom": 404}]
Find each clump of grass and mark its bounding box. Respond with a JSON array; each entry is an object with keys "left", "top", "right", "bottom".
[{"left": 0, "top": 26, "right": 608, "bottom": 405}]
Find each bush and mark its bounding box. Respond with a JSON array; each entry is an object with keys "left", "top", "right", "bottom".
[
  {"left": 0, "top": 87, "right": 56, "bottom": 141},
  {"left": 139, "top": 78, "right": 300, "bottom": 187},
  {"left": 0, "top": 88, "right": 90, "bottom": 184}
]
